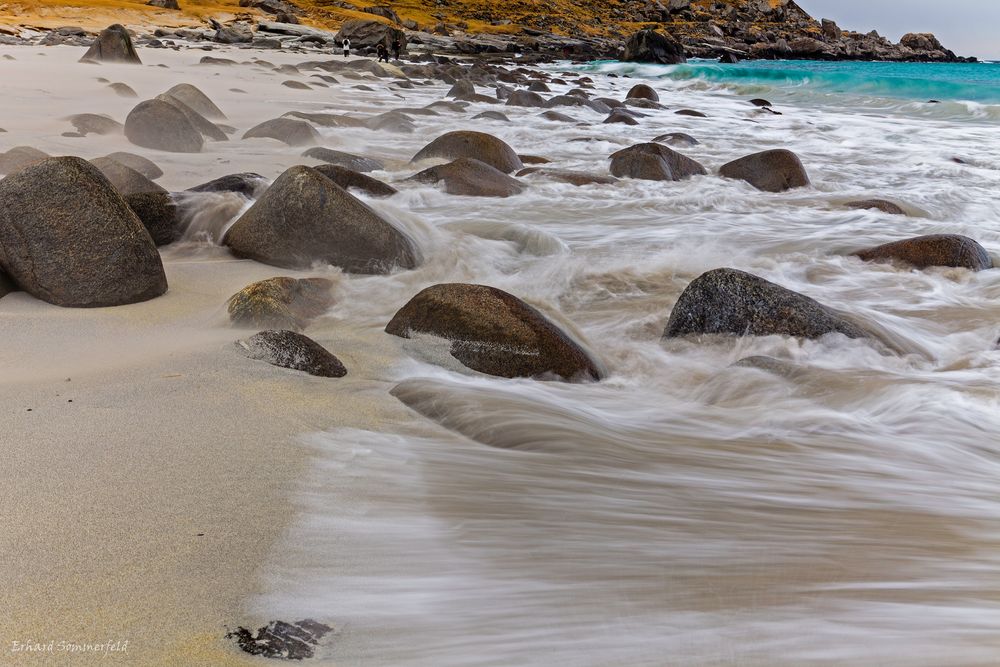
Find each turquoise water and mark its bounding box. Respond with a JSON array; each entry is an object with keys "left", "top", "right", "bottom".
[{"left": 583, "top": 59, "right": 1000, "bottom": 106}]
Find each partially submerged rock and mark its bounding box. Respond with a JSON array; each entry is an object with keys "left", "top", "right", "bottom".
[
  {"left": 243, "top": 118, "right": 320, "bottom": 146},
  {"left": 223, "top": 165, "right": 417, "bottom": 274},
  {"left": 385, "top": 283, "right": 602, "bottom": 382},
  {"left": 239, "top": 330, "right": 347, "bottom": 377},
  {"left": 80, "top": 24, "right": 140, "bottom": 64},
  {"left": 609, "top": 143, "right": 706, "bottom": 181},
  {"left": 854, "top": 234, "right": 992, "bottom": 271},
  {"left": 663, "top": 268, "right": 868, "bottom": 341},
  {"left": 313, "top": 164, "right": 397, "bottom": 197},
  {"left": 516, "top": 168, "right": 617, "bottom": 186},
  {"left": 227, "top": 619, "right": 332, "bottom": 660},
  {"left": 0, "top": 157, "right": 166, "bottom": 307},
  {"left": 125, "top": 98, "right": 204, "bottom": 153},
  {"left": 846, "top": 199, "right": 906, "bottom": 215},
  {"left": 228, "top": 276, "right": 334, "bottom": 330},
  {"left": 412, "top": 130, "right": 522, "bottom": 174},
  {"left": 303, "top": 147, "right": 384, "bottom": 172},
  {"left": 719, "top": 149, "right": 810, "bottom": 192},
  {"left": 411, "top": 157, "right": 525, "bottom": 197}
]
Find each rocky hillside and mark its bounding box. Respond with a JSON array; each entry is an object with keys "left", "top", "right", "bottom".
[{"left": 0, "top": 0, "right": 972, "bottom": 62}]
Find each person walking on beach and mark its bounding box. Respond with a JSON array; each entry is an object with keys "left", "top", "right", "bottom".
[
  {"left": 342, "top": 38, "right": 350, "bottom": 58},
  {"left": 376, "top": 42, "right": 389, "bottom": 63},
  {"left": 391, "top": 37, "right": 402, "bottom": 61}
]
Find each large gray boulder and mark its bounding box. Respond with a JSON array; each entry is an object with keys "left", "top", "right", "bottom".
[
  {"left": 80, "top": 24, "right": 141, "bottom": 64},
  {"left": 609, "top": 143, "right": 706, "bottom": 181},
  {"left": 663, "top": 268, "right": 868, "bottom": 341},
  {"left": 223, "top": 165, "right": 417, "bottom": 274},
  {"left": 243, "top": 118, "right": 320, "bottom": 146},
  {"left": 719, "top": 149, "right": 810, "bottom": 192},
  {"left": 163, "top": 83, "right": 227, "bottom": 119},
  {"left": 0, "top": 157, "right": 167, "bottom": 307},
  {"left": 302, "top": 147, "right": 384, "bottom": 172},
  {"left": 412, "top": 130, "right": 522, "bottom": 174},
  {"left": 622, "top": 29, "right": 686, "bottom": 64},
  {"left": 124, "top": 99, "right": 204, "bottom": 153},
  {"left": 385, "top": 283, "right": 602, "bottom": 382},
  {"left": 0, "top": 146, "right": 49, "bottom": 175}
]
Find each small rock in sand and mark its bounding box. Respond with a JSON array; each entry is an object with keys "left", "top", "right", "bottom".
[
  {"left": 242, "top": 118, "right": 320, "bottom": 146},
  {"left": 228, "top": 276, "right": 335, "bottom": 330},
  {"left": 845, "top": 199, "right": 906, "bottom": 215},
  {"left": 187, "top": 172, "right": 268, "bottom": 197},
  {"left": 854, "top": 234, "right": 992, "bottom": 272},
  {"left": 108, "top": 82, "right": 138, "bottom": 98},
  {"left": 67, "top": 113, "right": 123, "bottom": 136},
  {"left": 312, "top": 164, "right": 397, "bottom": 197},
  {"left": 302, "top": 147, "right": 384, "bottom": 172},
  {"left": 411, "top": 158, "right": 525, "bottom": 197},
  {"left": 238, "top": 330, "right": 347, "bottom": 378},
  {"left": 719, "top": 149, "right": 810, "bottom": 192}
]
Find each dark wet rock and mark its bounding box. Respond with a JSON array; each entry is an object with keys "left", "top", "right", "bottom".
[
  {"left": 0, "top": 268, "right": 16, "bottom": 299},
  {"left": 124, "top": 98, "right": 204, "bottom": 153},
  {"left": 719, "top": 149, "right": 810, "bottom": 193},
  {"left": 604, "top": 109, "right": 639, "bottom": 125},
  {"left": 854, "top": 235, "right": 992, "bottom": 271},
  {"left": 80, "top": 24, "right": 141, "bottom": 64},
  {"left": 0, "top": 157, "right": 166, "bottom": 307},
  {"left": 385, "top": 283, "right": 601, "bottom": 382},
  {"left": 210, "top": 19, "right": 252, "bottom": 44},
  {"left": 239, "top": 330, "right": 346, "bottom": 377},
  {"left": 90, "top": 156, "right": 166, "bottom": 196},
  {"left": 622, "top": 29, "right": 686, "bottom": 65},
  {"left": 663, "top": 268, "right": 868, "bottom": 341},
  {"left": 364, "top": 111, "right": 416, "bottom": 134},
  {"left": 335, "top": 18, "right": 405, "bottom": 50},
  {"left": 676, "top": 109, "right": 707, "bottom": 117},
  {"left": 108, "top": 82, "right": 138, "bottom": 98},
  {"left": 845, "top": 199, "right": 906, "bottom": 215},
  {"left": 505, "top": 90, "right": 547, "bottom": 107},
  {"left": 609, "top": 143, "right": 706, "bottom": 181},
  {"left": 517, "top": 168, "right": 617, "bottom": 186},
  {"left": 163, "top": 83, "right": 226, "bottom": 119},
  {"left": 719, "top": 52, "right": 740, "bottom": 64},
  {"left": 412, "top": 130, "right": 522, "bottom": 174},
  {"left": 447, "top": 79, "right": 475, "bottom": 98},
  {"left": 313, "top": 164, "right": 397, "bottom": 197},
  {"left": 223, "top": 165, "right": 417, "bottom": 274},
  {"left": 102, "top": 152, "right": 163, "bottom": 180},
  {"left": 228, "top": 276, "right": 334, "bottom": 330},
  {"left": 626, "top": 84, "right": 658, "bottom": 102},
  {"left": 303, "top": 147, "right": 384, "bottom": 172},
  {"left": 540, "top": 110, "right": 575, "bottom": 123},
  {"left": 411, "top": 157, "right": 525, "bottom": 198},
  {"left": 187, "top": 172, "right": 267, "bottom": 197},
  {"left": 243, "top": 118, "right": 320, "bottom": 146},
  {"left": 0, "top": 146, "right": 49, "bottom": 175},
  {"left": 472, "top": 110, "right": 510, "bottom": 122},
  {"left": 124, "top": 191, "right": 181, "bottom": 246},
  {"left": 653, "top": 132, "right": 699, "bottom": 147},
  {"left": 528, "top": 81, "right": 551, "bottom": 92},
  {"left": 227, "top": 619, "right": 331, "bottom": 660},
  {"left": 749, "top": 98, "right": 772, "bottom": 108}
]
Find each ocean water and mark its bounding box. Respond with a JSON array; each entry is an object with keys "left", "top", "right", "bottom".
[{"left": 242, "top": 59, "right": 1000, "bottom": 665}]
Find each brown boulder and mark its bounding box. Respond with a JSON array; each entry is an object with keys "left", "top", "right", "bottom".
[
  {"left": 412, "top": 130, "right": 522, "bottom": 174},
  {"left": 854, "top": 235, "right": 992, "bottom": 271},
  {"left": 385, "top": 283, "right": 602, "bottom": 382},
  {"left": 227, "top": 276, "right": 334, "bottom": 330},
  {"left": 312, "top": 164, "right": 397, "bottom": 197},
  {"left": 411, "top": 158, "right": 525, "bottom": 197},
  {"left": 846, "top": 199, "right": 906, "bottom": 215},
  {"left": 238, "top": 330, "right": 346, "bottom": 378},
  {"left": 719, "top": 149, "right": 810, "bottom": 192},
  {"left": 242, "top": 118, "right": 320, "bottom": 146}
]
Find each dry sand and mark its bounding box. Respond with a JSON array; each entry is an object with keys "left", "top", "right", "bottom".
[{"left": 0, "top": 43, "right": 415, "bottom": 664}]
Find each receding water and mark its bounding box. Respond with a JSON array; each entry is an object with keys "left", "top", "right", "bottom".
[{"left": 234, "top": 58, "right": 1000, "bottom": 665}]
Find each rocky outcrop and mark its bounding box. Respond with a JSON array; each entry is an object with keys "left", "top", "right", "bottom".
[
  {"left": 385, "top": 283, "right": 602, "bottom": 382},
  {"left": 0, "top": 157, "right": 166, "bottom": 307},
  {"left": 80, "top": 24, "right": 140, "bottom": 64},
  {"left": 622, "top": 29, "right": 686, "bottom": 64},
  {"left": 412, "top": 131, "right": 522, "bottom": 174},
  {"left": 223, "top": 165, "right": 417, "bottom": 274},
  {"left": 854, "top": 235, "right": 993, "bottom": 272},
  {"left": 187, "top": 173, "right": 268, "bottom": 197},
  {"left": 663, "top": 268, "right": 868, "bottom": 341},
  {"left": 719, "top": 149, "right": 810, "bottom": 192},
  {"left": 846, "top": 199, "right": 906, "bottom": 215},
  {"left": 334, "top": 19, "right": 405, "bottom": 50},
  {"left": 227, "top": 276, "right": 334, "bottom": 330},
  {"left": 410, "top": 158, "right": 525, "bottom": 197},
  {"left": 238, "top": 330, "right": 347, "bottom": 377}
]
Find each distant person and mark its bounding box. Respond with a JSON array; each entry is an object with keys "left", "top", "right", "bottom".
[
  {"left": 342, "top": 38, "right": 350, "bottom": 58},
  {"left": 391, "top": 38, "right": 402, "bottom": 61},
  {"left": 376, "top": 43, "right": 389, "bottom": 63}
]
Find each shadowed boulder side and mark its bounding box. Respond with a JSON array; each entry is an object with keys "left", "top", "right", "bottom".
[
  {"left": 663, "top": 268, "right": 869, "bottom": 341},
  {"left": 80, "top": 24, "right": 141, "bottom": 64},
  {"left": 0, "top": 157, "right": 166, "bottom": 307},
  {"left": 854, "top": 235, "right": 993, "bottom": 272},
  {"left": 609, "top": 143, "right": 706, "bottom": 181},
  {"left": 385, "top": 283, "right": 602, "bottom": 382},
  {"left": 223, "top": 165, "right": 418, "bottom": 274}
]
